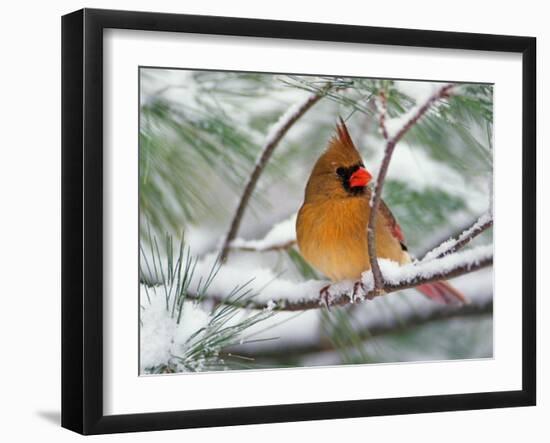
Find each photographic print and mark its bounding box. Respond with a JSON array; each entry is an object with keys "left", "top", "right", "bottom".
[{"left": 138, "top": 68, "right": 494, "bottom": 375}]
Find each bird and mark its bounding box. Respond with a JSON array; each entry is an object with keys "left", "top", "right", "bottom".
[{"left": 296, "top": 118, "right": 466, "bottom": 305}]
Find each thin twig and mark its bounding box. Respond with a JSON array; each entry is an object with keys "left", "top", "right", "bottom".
[
  {"left": 422, "top": 214, "right": 493, "bottom": 261},
  {"left": 219, "top": 88, "right": 329, "bottom": 261},
  {"left": 377, "top": 90, "right": 389, "bottom": 140},
  {"left": 368, "top": 83, "right": 455, "bottom": 290},
  {"left": 229, "top": 240, "right": 296, "bottom": 253},
  {"left": 175, "top": 252, "right": 492, "bottom": 312},
  {"left": 418, "top": 216, "right": 488, "bottom": 257}
]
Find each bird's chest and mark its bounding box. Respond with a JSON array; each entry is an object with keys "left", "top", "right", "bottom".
[{"left": 296, "top": 199, "right": 370, "bottom": 281}]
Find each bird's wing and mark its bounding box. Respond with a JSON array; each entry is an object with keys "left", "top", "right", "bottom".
[
  {"left": 363, "top": 187, "right": 408, "bottom": 252},
  {"left": 368, "top": 193, "right": 467, "bottom": 304},
  {"left": 378, "top": 198, "right": 406, "bottom": 246}
]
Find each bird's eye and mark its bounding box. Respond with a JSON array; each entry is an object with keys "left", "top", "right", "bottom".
[{"left": 336, "top": 167, "right": 345, "bottom": 177}]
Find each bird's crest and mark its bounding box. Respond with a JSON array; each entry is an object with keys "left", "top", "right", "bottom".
[
  {"left": 303, "top": 118, "right": 368, "bottom": 202},
  {"left": 335, "top": 117, "right": 355, "bottom": 149},
  {"left": 323, "top": 117, "right": 363, "bottom": 166}
]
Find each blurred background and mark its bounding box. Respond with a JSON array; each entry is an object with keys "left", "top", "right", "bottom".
[{"left": 139, "top": 68, "right": 493, "bottom": 374}]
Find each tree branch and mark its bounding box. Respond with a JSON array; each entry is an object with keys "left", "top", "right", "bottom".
[
  {"left": 220, "top": 89, "right": 329, "bottom": 262},
  {"left": 231, "top": 299, "right": 493, "bottom": 359},
  {"left": 418, "top": 215, "right": 488, "bottom": 257},
  {"left": 377, "top": 90, "right": 389, "bottom": 140},
  {"left": 183, "top": 249, "right": 492, "bottom": 312},
  {"left": 368, "top": 83, "right": 455, "bottom": 290},
  {"left": 229, "top": 240, "right": 296, "bottom": 253},
  {"left": 422, "top": 213, "right": 493, "bottom": 261}
]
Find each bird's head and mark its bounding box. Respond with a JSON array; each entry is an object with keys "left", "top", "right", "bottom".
[{"left": 304, "top": 119, "right": 373, "bottom": 202}]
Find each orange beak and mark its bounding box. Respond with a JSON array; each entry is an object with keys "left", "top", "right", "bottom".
[{"left": 349, "top": 167, "right": 372, "bottom": 188}]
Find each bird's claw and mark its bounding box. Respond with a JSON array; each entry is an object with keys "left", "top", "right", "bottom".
[
  {"left": 352, "top": 281, "right": 366, "bottom": 302},
  {"left": 319, "top": 284, "right": 332, "bottom": 310}
]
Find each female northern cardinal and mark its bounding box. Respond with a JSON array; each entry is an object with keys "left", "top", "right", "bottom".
[{"left": 296, "top": 119, "right": 465, "bottom": 304}]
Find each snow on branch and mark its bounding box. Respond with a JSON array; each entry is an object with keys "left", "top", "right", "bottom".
[
  {"left": 368, "top": 83, "right": 456, "bottom": 290},
  {"left": 229, "top": 214, "right": 297, "bottom": 253},
  {"left": 422, "top": 212, "right": 493, "bottom": 262},
  {"left": 220, "top": 88, "right": 330, "bottom": 262},
  {"left": 184, "top": 244, "right": 492, "bottom": 312},
  {"left": 230, "top": 240, "right": 296, "bottom": 253}
]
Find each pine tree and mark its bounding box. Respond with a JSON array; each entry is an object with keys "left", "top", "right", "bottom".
[{"left": 139, "top": 69, "right": 493, "bottom": 373}]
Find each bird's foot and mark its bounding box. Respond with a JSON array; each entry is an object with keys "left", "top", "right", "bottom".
[
  {"left": 319, "top": 284, "right": 332, "bottom": 310},
  {"left": 352, "top": 281, "right": 366, "bottom": 302}
]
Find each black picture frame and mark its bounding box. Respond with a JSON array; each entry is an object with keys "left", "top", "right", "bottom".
[{"left": 61, "top": 8, "right": 536, "bottom": 435}]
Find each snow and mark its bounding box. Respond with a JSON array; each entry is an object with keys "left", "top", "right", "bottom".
[
  {"left": 230, "top": 214, "right": 296, "bottom": 251},
  {"left": 181, "top": 241, "right": 493, "bottom": 313},
  {"left": 360, "top": 244, "right": 493, "bottom": 293},
  {"left": 421, "top": 212, "right": 492, "bottom": 262},
  {"left": 192, "top": 252, "right": 326, "bottom": 304},
  {"left": 139, "top": 237, "right": 324, "bottom": 307},
  {"left": 140, "top": 285, "right": 211, "bottom": 372},
  {"left": 143, "top": 234, "right": 492, "bottom": 317}
]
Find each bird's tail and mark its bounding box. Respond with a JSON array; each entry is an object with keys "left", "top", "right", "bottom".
[{"left": 416, "top": 280, "right": 468, "bottom": 304}]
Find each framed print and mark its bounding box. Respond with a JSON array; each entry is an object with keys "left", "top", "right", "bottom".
[{"left": 61, "top": 8, "right": 536, "bottom": 435}]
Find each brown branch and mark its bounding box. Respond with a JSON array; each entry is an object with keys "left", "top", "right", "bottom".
[
  {"left": 219, "top": 89, "right": 328, "bottom": 262},
  {"left": 184, "top": 252, "right": 492, "bottom": 312},
  {"left": 377, "top": 90, "right": 389, "bottom": 140},
  {"left": 418, "top": 216, "right": 487, "bottom": 257},
  {"left": 422, "top": 214, "right": 493, "bottom": 261},
  {"left": 368, "top": 83, "right": 455, "bottom": 290},
  {"left": 229, "top": 240, "right": 296, "bottom": 253},
  {"left": 231, "top": 299, "right": 493, "bottom": 359}
]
